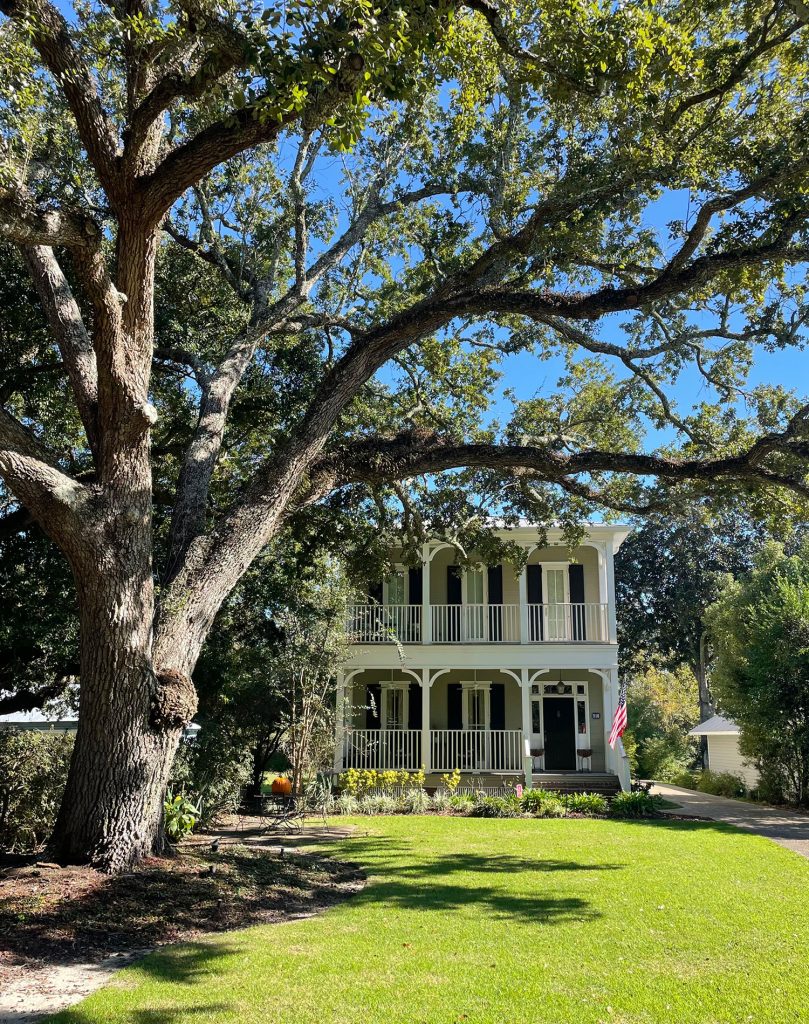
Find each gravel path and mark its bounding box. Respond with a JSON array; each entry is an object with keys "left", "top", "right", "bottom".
[{"left": 653, "top": 784, "right": 809, "bottom": 860}]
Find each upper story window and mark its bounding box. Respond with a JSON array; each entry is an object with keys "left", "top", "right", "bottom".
[{"left": 387, "top": 570, "right": 405, "bottom": 605}]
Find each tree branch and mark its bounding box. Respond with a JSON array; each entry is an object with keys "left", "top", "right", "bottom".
[
  {"left": 23, "top": 246, "right": 100, "bottom": 460},
  {"left": 0, "top": 0, "right": 121, "bottom": 195},
  {"left": 0, "top": 191, "right": 101, "bottom": 249},
  {"left": 0, "top": 407, "right": 93, "bottom": 558}
]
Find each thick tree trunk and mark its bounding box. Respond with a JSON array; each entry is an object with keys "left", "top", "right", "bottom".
[{"left": 50, "top": 574, "right": 193, "bottom": 871}]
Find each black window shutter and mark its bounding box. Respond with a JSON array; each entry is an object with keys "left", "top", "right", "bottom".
[
  {"left": 527, "top": 564, "right": 543, "bottom": 603},
  {"left": 568, "top": 564, "right": 586, "bottom": 640},
  {"left": 527, "top": 565, "right": 543, "bottom": 640},
  {"left": 447, "top": 683, "right": 462, "bottom": 729},
  {"left": 487, "top": 564, "right": 503, "bottom": 640},
  {"left": 408, "top": 684, "right": 422, "bottom": 730},
  {"left": 408, "top": 566, "right": 423, "bottom": 605},
  {"left": 490, "top": 683, "right": 505, "bottom": 730},
  {"left": 368, "top": 581, "right": 383, "bottom": 605},
  {"left": 487, "top": 564, "right": 503, "bottom": 603},
  {"left": 446, "top": 565, "right": 462, "bottom": 604},
  {"left": 366, "top": 684, "right": 381, "bottom": 729}
]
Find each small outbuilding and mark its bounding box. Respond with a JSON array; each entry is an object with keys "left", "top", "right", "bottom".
[{"left": 689, "top": 715, "right": 759, "bottom": 789}]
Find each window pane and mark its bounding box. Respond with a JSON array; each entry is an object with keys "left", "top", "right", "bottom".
[
  {"left": 531, "top": 701, "right": 541, "bottom": 733},
  {"left": 467, "top": 569, "right": 484, "bottom": 604},
  {"left": 577, "top": 698, "right": 587, "bottom": 734},
  {"left": 388, "top": 572, "right": 405, "bottom": 605}
]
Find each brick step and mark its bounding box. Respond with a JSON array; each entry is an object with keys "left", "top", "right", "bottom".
[{"left": 531, "top": 773, "right": 621, "bottom": 796}]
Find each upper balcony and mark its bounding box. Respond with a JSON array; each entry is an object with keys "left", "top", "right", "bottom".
[
  {"left": 347, "top": 601, "right": 609, "bottom": 644},
  {"left": 347, "top": 527, "right": 627, "bottom": 646}
]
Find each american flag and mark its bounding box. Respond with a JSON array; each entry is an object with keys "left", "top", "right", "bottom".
[{"left": 608, "top": 681, "right": 628, "bottom": 749}]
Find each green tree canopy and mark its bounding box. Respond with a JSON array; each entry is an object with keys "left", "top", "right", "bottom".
[
  {"left": 1, "top": 0, "right": 809, "bottom": 868},
  {"left": 707, "top": 541, "right": 809, "bottom": 806}
]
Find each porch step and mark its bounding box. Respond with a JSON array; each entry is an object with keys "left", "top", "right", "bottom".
[{"left": 531, "top": 772, "right": 621, "bottom": 796}]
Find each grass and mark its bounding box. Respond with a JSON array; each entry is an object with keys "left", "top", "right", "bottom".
[{"left": 48, "top": 816, "right": 809, "bottom": 1024}]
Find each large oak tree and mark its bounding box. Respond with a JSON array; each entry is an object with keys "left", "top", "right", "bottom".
[{"left": 1, "top": 0, "right": 808, "bottom": 869}]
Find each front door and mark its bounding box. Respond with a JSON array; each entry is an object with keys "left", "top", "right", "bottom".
[{"left": 543, "top": 697, "right": 576, "bottom": 770}]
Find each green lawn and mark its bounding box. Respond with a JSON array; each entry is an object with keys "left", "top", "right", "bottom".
[{"left": 50, "top": 816, "right": 809, "bottom": 1024}]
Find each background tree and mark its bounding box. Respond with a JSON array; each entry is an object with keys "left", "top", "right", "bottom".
[
  {"left": 623, "top": 664, "right": 700, "bottom": 780},
  {"left": 1, "top": 0, "right": 808, "bottom": 869},
  {"left": 707, "top": 542, "right": 809, "bottom": 807},
  {"left": 615, "top": 501, "right": 773, "bottom": 727}
]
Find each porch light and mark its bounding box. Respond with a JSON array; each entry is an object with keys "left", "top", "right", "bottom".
[{"left": 555, "top": 680, "right": 566, "bottom": 695}]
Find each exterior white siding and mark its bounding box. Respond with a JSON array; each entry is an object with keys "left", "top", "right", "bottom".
[{"left": 707, "top": 734, "right": 759, "bottom": 789}]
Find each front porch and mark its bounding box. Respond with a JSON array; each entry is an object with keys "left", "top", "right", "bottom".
[{"left": 335, "top": 667, "right": 629, "bottom": 789}]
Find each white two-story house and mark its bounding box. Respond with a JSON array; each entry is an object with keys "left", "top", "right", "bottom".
[{"left": 334, "top": 524, "right": 632, "bottom": 794}]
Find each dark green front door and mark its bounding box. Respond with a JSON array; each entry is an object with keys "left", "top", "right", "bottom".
[{"left": 543, "top": 697, "right": 576, "bottom": 770}]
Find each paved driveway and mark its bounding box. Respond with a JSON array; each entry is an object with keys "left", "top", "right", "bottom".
[{"left": 653, "top": 783, "right": 809, "bottom": 860}]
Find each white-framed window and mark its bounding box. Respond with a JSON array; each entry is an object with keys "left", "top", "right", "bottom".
[
  {"left": 385, "top": 568, "right": 406, "bottom": 605},
  {"left": 460, "top": 681, "right": 490, "bottom": 731},
  {"left": 380, "top": 681, "right": 409, "bottom": 729}
]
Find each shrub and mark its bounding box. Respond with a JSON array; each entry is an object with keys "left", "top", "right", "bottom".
[
  {"left": 563, "top": 792, "right": 608, "bottom": 816},
  {"left": 697, "top": 770, "right": 746, "bottom": 798},
  {"left": 669, "top": 770, "right": 699, "bottom": 789},
  {"left": 609, "top": 791, "right": 664, "bottom": 818},
  {"left": 522, "top": 786, "right": 561, "bottom": 811},
  {"left": 0, "top": 729, "right": 73, "bottom": 853},
  {"left": 448, "top": 793, "right": 475, "bottom": 813},
  {"left": 519, "top": 788, "right": 567, "bottom": 817},
  {"left": 170, "top": 734, "right": 251, "bottom": 827},
  {"left": 429, "top": 790, "right": 451, "bottom": 813},
  {"left": 335, "top": 793, "right": 358, "bottom": 815},
  {"left": 400, "top": 789, "right": 430, "bottom": 814},
  {"left": 338, "top": 767, "right": 426, "bottom": 796},
  {"left": 441, "top": 768, "right": 461, "bottom": 793},
  {"left": 470, "top": 794, "right": 522, "bottom": 818},
  {"left": 357, "top": 793, "right": 399, "bottom": 815},
  {"left": 163, "top": 792, "right": 200, "bottom": 842}
]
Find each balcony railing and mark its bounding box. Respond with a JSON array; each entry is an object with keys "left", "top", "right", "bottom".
[
  {"left": 526, "top": 602, "right": 607, "bottom": 642},
  {"left": 346, "top": 604, "right": 421, "bottom": 643},
  {"left": 431, "top": 604, "right": 520, "bottom": 643},
  {"left": 342, "top": 728, "right": 421, "bottom": 770},
  {"left": 431, "top": 729, "right": 523, "bottom": 772},
  {"left": 345, "top": 601, "right": 609, "bottom": 643}
]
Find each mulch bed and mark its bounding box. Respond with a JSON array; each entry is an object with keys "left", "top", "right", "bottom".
[{"left": 0, "top": 840, "right": 364, "bottom": 983}]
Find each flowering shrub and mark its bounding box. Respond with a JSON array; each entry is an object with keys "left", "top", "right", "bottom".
[{"left": 338, "top": 767, "right": 425, "bottom": 796}]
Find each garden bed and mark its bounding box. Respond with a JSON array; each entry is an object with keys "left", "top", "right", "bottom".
[{"left": 0, "top": 839, "right": 363, "bottom": 1016}]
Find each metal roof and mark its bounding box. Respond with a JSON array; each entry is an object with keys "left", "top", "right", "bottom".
[{"left": 688, "top": 714, "right": 741, "bottom": 737}]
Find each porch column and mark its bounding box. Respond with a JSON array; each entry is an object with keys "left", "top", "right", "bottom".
[
  {"left": 605, "top": 544, "right": 618, "bottom": 643},
  {"left": 422, "top": 543, "right": 432, "bottom": 644},
  {"left": 596, "top": 543, "right": 609, "bottom": 641},
  {"left": 333, "top": 670, "right": 346, "bottom": 773},
  {"left": 421, "top": 668, "right": 431, "bottom": 773},
  {"left": 518, "top": 559, "right": 529, "bottom": 644},
  {"left": 520, "top": 668, "right": 532, "bottom": 788}
]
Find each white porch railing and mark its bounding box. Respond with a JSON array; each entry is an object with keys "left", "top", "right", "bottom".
[
  {"left": 431, "top": 729, "right": 523, "bottom": 772},
  {"left": 526, "top": 602, "right": 608, "bottom": 642},
  {"left": 346, "top": 602, "right": 609, "bottom": 643},
  {"left": 346, "top": 604, "right": 421, "bottom": 643},
  {"left": 431, "top": 604, "right": 520, "bottom": 643},
  {"left": 342, "top": 728, "right": 422, "bottom": 770}
]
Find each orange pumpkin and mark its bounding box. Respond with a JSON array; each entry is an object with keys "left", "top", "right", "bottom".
[{"left": 271, "top": 776, "right": 292, "bottom": 796}]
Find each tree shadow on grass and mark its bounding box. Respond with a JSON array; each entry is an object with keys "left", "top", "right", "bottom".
[
  {"left": 0, "top": 847, "right": 361, "bottom": 972},
  {"left": 49, "top": 1003, "right": 236, "bottom": 1024},
  {"left": 339, "top": 844, "right": 624, "bottom": 924}
]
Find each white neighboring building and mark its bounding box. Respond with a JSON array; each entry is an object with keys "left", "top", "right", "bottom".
[
  {"left": 689, "top": 715, "right": 759, "bottom": 789},
  {"left": 335, "top": 524, "right": 632, "bottom": 793}
]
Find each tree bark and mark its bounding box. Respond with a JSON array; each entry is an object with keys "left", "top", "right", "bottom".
[{"left": 50, "top": 575, "right": 193, "bottom": 870}]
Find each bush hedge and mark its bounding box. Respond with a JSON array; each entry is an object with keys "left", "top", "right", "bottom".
[
  {"left": 327, "top": 787, "right": 653, "bottom": 820},
  {"left": 0, "top": 729, "right": 73, "bottom": 853}
]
